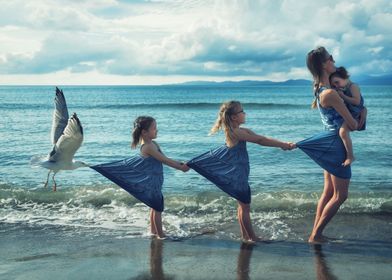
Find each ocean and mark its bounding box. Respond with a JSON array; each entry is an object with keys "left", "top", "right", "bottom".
[{"left": 0, "top": 85, "right": 391, "bottom": 242}]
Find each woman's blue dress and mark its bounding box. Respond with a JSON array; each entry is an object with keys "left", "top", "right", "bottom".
[
  {"left": 91, "top": 155, "right": 164, "bottom": 212},
  {"left": 187, "top": 141, "right": 251, "bottom": 204},
  {"left": 296, "top": 86, "right": 351, "bottom": 179}
]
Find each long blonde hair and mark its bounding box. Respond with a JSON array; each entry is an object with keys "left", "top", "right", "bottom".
[{"left": 210, "top": 100, "right": 241, "bottom": 144}]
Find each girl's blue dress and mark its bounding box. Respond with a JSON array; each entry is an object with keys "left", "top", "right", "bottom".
[
  {"left": 344, "top": 82, "right": 366, "bottom": 130},
  {"left": 91, "top": 155, "right": 164, "bottom": 212},
  {"left": 187, "top": 141, "right": 251, "bottom": 204},
  {"left": 297, "top": 86, "right": 351, "bottom": 179}
]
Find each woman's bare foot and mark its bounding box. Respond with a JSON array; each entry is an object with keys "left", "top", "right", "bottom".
[{"left": 308, "top": 234, "right": 329, "bottom": 244}]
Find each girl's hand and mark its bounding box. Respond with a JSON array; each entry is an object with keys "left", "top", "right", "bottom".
[
  {"left": 280, "top": 142, "right": 290, "bottom": 150},
  {"left": 180, "top": 162, "right": 190, "bottom": 172},
  {"left": 337, "top": 89, "right": 345, "bottom": 99},
  {"left": 280, "top": 142, "right": 296, "bottom": 150},
  {"left": 288, "top": 142, "right": 297, "bottom": 150}
]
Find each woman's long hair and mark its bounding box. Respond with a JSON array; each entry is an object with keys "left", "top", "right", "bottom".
[
  {"left": 306, "top": 46, "right": 328, "bottom": 108},
  {"left": 131, "top": 116, "right": 155, "bottom": 149},
  {"left": 210, "top": 101, "right": 241, "bottom": 144}
]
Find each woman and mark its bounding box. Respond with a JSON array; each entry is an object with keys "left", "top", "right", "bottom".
[{"left": 301, "top": 46, "right": 366, "bottom": 243}]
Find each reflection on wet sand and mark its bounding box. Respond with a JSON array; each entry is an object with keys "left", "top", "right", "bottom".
[
  {"left": 149, "top": 239, "right": 165, "bottom": 280},
  {"left": 132, "top": 238, "right": 174, "bottom": 280},
  {"left": 313, "top": 244, "right": 338, "bottom": 280},
  {"left": 237, "top": 243, "right": 255, "bottom": 280}
]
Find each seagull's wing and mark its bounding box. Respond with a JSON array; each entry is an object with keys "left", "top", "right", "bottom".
[
  {"left": 49, "top": 113, "right": 83, "bottom": 162},
  {"left": 51, "top": 87, "right": 69, "bottom": 145}
]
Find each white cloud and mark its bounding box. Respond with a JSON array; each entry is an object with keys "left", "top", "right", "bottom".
[{"left": 0, "top": 0, "right": 391, "bottom": 84}]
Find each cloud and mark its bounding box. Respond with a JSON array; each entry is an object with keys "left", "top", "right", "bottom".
[{"left": 0, "top": 0, "right": 391, "bottom": 84}]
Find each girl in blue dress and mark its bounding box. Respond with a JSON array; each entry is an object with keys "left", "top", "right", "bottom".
[
  {"left": 187, "top": 101, "right": 294, "bottom": 243},
  {"left": 92, "top": 116, "right": 189, "bottom": 239},
  {"left": 329, "top": 66, "right": 366, "bottom": 166}
]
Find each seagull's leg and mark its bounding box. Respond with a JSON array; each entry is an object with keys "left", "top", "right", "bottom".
[
  {"left": 44, "top": 171, "right": 51, "bottom": 188},
  {"left": 52, "top": 173, "right": 57, "bottom": 192}
]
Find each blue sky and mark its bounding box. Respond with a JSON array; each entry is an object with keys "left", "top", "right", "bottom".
[{"left": 0, "top": 0, "right": 391, "bottom": 85}]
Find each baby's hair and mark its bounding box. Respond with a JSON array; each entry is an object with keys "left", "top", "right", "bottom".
[
  {"left": 210, "top": 100, "right": 241, "bottom": 143},
  {"left": 131, "top": 116, "right": 155, "bottom": 149},
  {"left": 329, "top": 66, "right": 350, "bottom": 83}
]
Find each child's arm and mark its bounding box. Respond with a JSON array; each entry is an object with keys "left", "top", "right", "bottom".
[
  {"left": 234, "top": 128, "right": 293, "bottom": 150},
  {"left": 142, "top": 143, "right": 189, "bottom": 172},
  {"left": 338, "top": 84, "right": 362, "bottom": 106}
]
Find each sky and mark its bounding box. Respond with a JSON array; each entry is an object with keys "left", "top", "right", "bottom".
[{"left": 0, "top": 0, "right": 391, "bottom": 85}]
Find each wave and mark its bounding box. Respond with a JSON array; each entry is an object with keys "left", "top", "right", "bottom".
[
  {"left": 1, "top": 184, "right": 391, "bottom": 240},
  {"left": 0, "top": 102, "right": 306, "bottom": 111},
  {"left": 1, "top": 184, "right": 390, "bottom": 214}
]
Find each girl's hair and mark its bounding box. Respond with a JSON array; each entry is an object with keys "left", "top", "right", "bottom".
[
  {"left": 210, "top": 100, "right": 241, "bottom": 143},
  {"left": 306, "top": 46, "right": 329, "bottom": 109},
  {"left": 329, "top": 66, "right": 350, "bottom": 83},
  {"left": 131, "top": 116, "right": 155, "bottom": 149}
]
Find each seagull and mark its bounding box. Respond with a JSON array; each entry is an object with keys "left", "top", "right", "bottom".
[{"left": 31, "top": 87, "right": 88, "bottom": 191}]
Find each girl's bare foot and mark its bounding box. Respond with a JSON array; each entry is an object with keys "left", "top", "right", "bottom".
[
  {"left": 156, "top": 234, "right": 167, "bottom": 240},
  {"left": 242, "top": 238, "right": 256, "bottom": 244},
  {"left": 242, "top": 236, "right": 263, "bottom": 244}
]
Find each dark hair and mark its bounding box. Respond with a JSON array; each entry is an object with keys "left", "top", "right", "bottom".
[
  {"left": 329, "top": 66, "right": 350, "bottom": 84},
  {"left": 131, "top": 116, "right": 155, "bottom": 149},
  {"left": 306, "top": 46, "right": 329, "bottom": 108}
]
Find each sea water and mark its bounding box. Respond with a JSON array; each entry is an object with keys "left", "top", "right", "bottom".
[{"left": 0, "top": 85, "right": 391, "bottom": 241}]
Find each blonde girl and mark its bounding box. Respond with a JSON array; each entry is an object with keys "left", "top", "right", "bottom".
[{"left": 187, "top": 101, "right": 293, "bottom": 243}]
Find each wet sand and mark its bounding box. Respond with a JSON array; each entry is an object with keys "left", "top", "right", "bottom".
[{"left": 1, "top": 223, "right": 391, "bottom": 280}]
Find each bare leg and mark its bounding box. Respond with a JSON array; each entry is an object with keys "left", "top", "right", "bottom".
[
  {"left": 151, "top": 210, "right": 165, "bottom": 239},
  {"left": 237, "top": 201, "right": 259, "bottom": 242},
  {"left": 44, "top": 171, "right": 51, "bottom": 188},
  {"left": 52, "top": 173, "right": 57, "bottom": 192},
  {"left": 339, "top": 123, "right": 355, "bottom": 166},
  {"left": 309, "top": 174, "right": 349, "bottom": 243},
  {"left": 150, "top": 209, "right": 157, "bottom": 235},
  {"left": 237, "top": 206, "right": 246, "bottom": 240},
  {"left": 312, "top": 171, "right": 334, "bottom": 235}
]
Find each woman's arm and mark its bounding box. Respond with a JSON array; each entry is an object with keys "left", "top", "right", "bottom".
[
  {"left": 338, "top": 84, "right": 361, "bottom": 106},
  {"left": 320, "top": 89, "right": 358, "bottom": 130},
  {"left": 234, "top": 128, "right": 292, "bottom": 150},
  {"left": 142, "top": 143, "right": 189, "bottom": 171}
]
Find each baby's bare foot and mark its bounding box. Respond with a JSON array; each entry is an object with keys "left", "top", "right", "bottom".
[{"left": 342, "top": 157, "right": 355, "bottom": 166}]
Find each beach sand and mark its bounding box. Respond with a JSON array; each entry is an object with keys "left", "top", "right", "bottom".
[{"left": 1, "top": 223, "right": 391, "bottom": 280}]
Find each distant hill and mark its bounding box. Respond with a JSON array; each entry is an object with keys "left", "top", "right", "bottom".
[
  {"left": 165, "top": 75, "right": 392, "bottom": 86},
  {"left": 166, "top": 79, "right": 311, "bottom": 87},
  {"left": 356, "top": 74, "right": 392, "bottom": 85}
]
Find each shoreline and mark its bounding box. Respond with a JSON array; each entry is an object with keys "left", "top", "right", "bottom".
[{"left": 1, "top": 223, "right": 391, "bottom": 279}]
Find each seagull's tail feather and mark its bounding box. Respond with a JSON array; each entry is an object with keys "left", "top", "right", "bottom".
[{"left": 30, "top": 155, "right": 47, "bottom": 167}]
